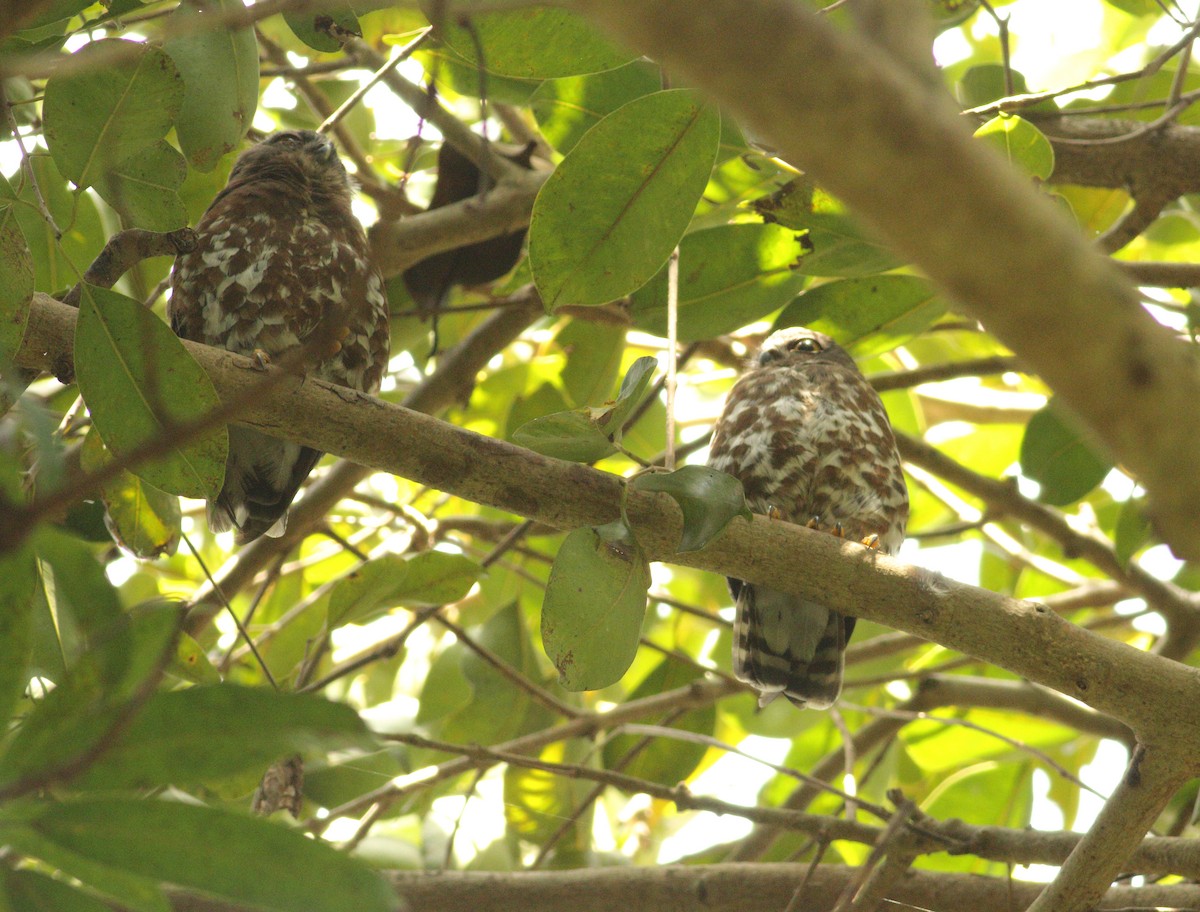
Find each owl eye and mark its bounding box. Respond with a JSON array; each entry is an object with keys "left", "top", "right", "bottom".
[{"left": 787, "top": 337, "right": 823, "bottom": 354}]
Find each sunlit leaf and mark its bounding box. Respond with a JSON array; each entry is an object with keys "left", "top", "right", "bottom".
[
  {"left": 975, "top": 114, "right": 1055, "bottom": 181},
  {"left": 542, "top": 523, "right": 649, "bottom": 690},
  {"left": 529, "top": 90, "right": 720, "bottom": 310},
  {"left": 438, "top": 7, "right": 635, "bottom": 78},
  {"left": 74, "top": 285, "right": 228, "bottom": 500},
  {"left": 1114, "top": 495, "right": 1152, "bottom": 564},
  {"left": 595, "top": 355, "right": 657, "bottom": 436},
  {"left": 631, "top": 223, "right": 810, "bottom": 340},
  {"left": 775, "top": 275, "right": 945, "bottom": 356},
  {"left": 1019, "top": 402, "right": 1112, "bottom": 506},
  {"left": 80, "top": 431, "right": 181, "bottom": 560},
  {"left": 531, "top": 60, "right": 660, "bottom": 154},
  {"left": 633, "top": 465, "right": 751, "bottom": 553}
]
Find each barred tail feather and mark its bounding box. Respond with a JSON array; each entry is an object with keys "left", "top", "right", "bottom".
[
  {"left": 731, "top": 581, "right": 848, "bottom": 710},
  {"left": 212, "top": 427, "right": 323, "bottom": 545}
]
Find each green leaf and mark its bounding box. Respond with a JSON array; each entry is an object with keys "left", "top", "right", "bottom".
[
  {"left": 3, "top": 868, "right": 115, "bottom": 912},
  {"left": 90, "top": 141, "right": 187, "bottom": 232},
  {"left": 74, "top": 285, "right": 228, "bottom": 500},
  {"left": 11, "top": 154, "right": 104, "bottom": 295},
  {"left": 16, "top": 798, "right": 398, "bottom": 912},
  {"left": 80, "top": 430, "right": 181, "bottom": 560},
  {"left": 1115, "top": 496, "right": 1152, "bottom": 564},
  {"left": 529, "top": 90, "right": 721, "bottom": 310},
  {"left": 438, "top": 7, "right": 635, "bottom": 78},
  {"left": 169, "top": 630, "right": 221, "bottom": 684},
  {"left": 0, "top": 544, "right": 36, "bottom": 728},
  {"left": 78, "top": 686, "right": 372, "bottom": 789},
  {"left": 394, "top": 551, "right": 483, "bottom": 607},
  {"left": 531, "top": 60, "right": 660, "bottom": 154},
  {"left": 601, "top": 660, "right": 716, "bottom": 787},
  {"left": 30, "top": 526, "right": 122, "bottom": 649},
  {"left": 511, "top": 410, "right": 618, "bottom": 463},
  {"left": 631, "top": 223, "right": 810, "bottom": 340},
  {"left": 596, "top": 354, "right": 657, "bottom": 436},
  {"left": 633, "top": 466, "right": 750, "bottom": 553},
  {"left": 328, "top": 552, "right": 483, "bottom": 627},
  {"left": 774, "top": 275, "right": 946, "bottom": 357},
  {"left": 542, "top": 524, "right": 649, "bottom": 690},
  {"left": 43, "top": 39, "right": 184, "bottom": 189},
  {"left": 0, "top": 606, "right": 180, "bottom": 790},
  {"left": 557, "top": 320, "right": 626, "bottom": 408},
  {"left": 0, "top": 174, "right": 33, "bottom": 373},
  {"left": 958, "top": 64, "right": 1032, "bottom": 109},
  {"left": 284, "top": 6, "right": 362, "bottom": 53},
  {"left": 0, "top": 826, "right": 169, "bottom": 912},
  {"left": 975, "top": 114, "right": 1055, "bottom": 181},
  {"left": 166, "top": 0, "right": 259, "bottom": 170},
  {"left": 1019, "top": 402, "right": 1112, "bottom": 506}
]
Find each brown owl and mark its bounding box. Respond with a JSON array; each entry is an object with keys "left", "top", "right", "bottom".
[
  {"left": 708, "top": 327, "right": 908, "bottom": 709},
  {"left": 168, "top": 130, "right": 390, "bottom": 544}
]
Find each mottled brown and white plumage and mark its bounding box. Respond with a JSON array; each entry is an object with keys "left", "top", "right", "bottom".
[
  {"left": 168, "top": 130, "right": 390, "bottom": 543},
  {"left": 708, "top": 327, "right": 908, "bottom": 709}
]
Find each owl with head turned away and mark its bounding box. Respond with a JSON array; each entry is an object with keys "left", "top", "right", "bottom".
[
  {"left": 707, "top": 327, "right": 908, "bottom": 709},
  {"left": 168, "top": 130, "right": 390, "bottom": 544}
]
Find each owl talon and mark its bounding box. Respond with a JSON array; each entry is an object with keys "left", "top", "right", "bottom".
[
  {"left": 767, "top": 505, "right": 784, "bottom": 520},
  {"left": 862, "top": 533, "right": 881, "bottom": 550},
  {"left": 251, "top": 349, "right": 271, "bottom": 370}
]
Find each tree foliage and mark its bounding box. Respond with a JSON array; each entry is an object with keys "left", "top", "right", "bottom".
[{"left": 3, "top": 2, "right": 1200, "bottom": 911}]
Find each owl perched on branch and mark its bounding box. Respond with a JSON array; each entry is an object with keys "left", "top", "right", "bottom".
[
  {"left": 708, "top": 327, "right": 908, "bottom": 709},
  {"left": 169, "top": 130, "right": 390, "bottom": 544}
]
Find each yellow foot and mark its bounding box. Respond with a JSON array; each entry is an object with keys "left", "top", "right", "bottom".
[
  {"left": 861, "top": 533, "right": 881, "bottom": 550},
  {"left": 767, "top": 505, "right": 784, "bottom": 520},
  {"left": 251, "top": 349, "right": 272, "bottom": 370}
]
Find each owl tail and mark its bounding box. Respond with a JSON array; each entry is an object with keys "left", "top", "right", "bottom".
[
  {"left": 210, "top": 428, "right": 323, "bottom": 545},
  {"left": 731, "top": 581, "right": 848, "bottom": 710}
]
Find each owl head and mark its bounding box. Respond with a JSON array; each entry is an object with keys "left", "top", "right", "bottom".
[
  {"left": 755, "top": 326, "right": 858, "bottom": 371},
  {"left": 225, "top": 130, "right": 353, "bottom": 208}
]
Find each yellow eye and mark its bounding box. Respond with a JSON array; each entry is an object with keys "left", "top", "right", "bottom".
[{"left": 788, "top": 337, "right": 823, "bottom": 353}]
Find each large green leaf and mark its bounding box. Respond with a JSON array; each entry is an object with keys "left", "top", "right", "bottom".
[
  {"left": 1019, "top": 402, "right": 1112, "bottom": 506},
  {"left": 3, "top": 868, "right": 116, "bottom": 912},
  {"left": 0, "top": 173, "right": 33, "bottom": 374},
  {"left": 631, "top": 223, "right": 810, "bottom": 340},
  {"left": 438, "top": 7, "right": 635, "bottom": 78},
  {"left": 529, "top": 90, "right": 720, "bottom": 310},
  {"left": 774, "top": 275, "right": 946, "bottom": 357},
  {"left": 531, "top": 60, "right": 660, "bottom": 154},
  {"left": 165, "top": 0, "right": 259, "bottom": 171},
  {"left": 9, "top": 798, "right": 398, "bottom": 912},
  {"left": 283, "top": 5, "right": 361, "bottom": 53},
  {"left": 90, "top": 141, "right": 187, "bottom": 232},
  {"left": 74, "top": 285, "right": 228, "bottom": 500},
  {"left": 78, "top": 686, "right": 373, "bottom": 789},
  {"left": 541, "top": 523, "right": 649, "bottom": 690},
  {"left": 43, "top": 39, "right": 183, "bottom": 189}
]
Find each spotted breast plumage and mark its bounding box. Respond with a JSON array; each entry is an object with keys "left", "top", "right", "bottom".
[
  {"left": 168, "top": 130, "right": 390, "bottom": 544},
  {"left": 707, "top": 327, "right": 908, "bottom": 709}
]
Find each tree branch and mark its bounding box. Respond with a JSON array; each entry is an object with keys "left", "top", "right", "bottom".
[
  {"left": 571, "top": 0, "right": 1200, "bottom": 564},
  {"left": 16, "top": 294, "right": 1200, "bottom": 748},
  {"left": 166, "top": 864, "right": 1200, "bottom": 912}
]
